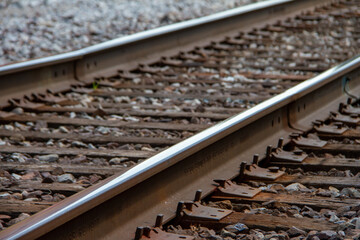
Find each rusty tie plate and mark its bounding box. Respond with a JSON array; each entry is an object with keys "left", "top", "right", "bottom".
[
  {"left": 182, "top": 202, "right": 233, "bottom": 221},
  {"left": 215, "top": 180, "right": 261, "bottom": 198},
  {"left": 272, "top": 149, "right": 308, "bottom": 163}
]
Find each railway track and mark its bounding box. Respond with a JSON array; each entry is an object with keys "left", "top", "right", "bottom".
[{"left": 0, "top": 0, "right": 359, "bottom": 239}]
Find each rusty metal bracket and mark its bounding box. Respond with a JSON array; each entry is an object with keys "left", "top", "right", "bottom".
[
  {"left": 330, "top": 112, "right": 359, "bottom": 125},
  {"left": 224, "top": 37, "right": 247, "bottom": 45},
  {"left": 178, "top": 52, "right": 206, "bottom": 62},
  {"left": 243, "top": 164, "right": 285, "bottom": 180},
  {"left": 138, "top": 64, "right": 164, "bottom": 74},
  {"left": 292, "top": 136, "right": 327, "bottom": 148},
  {"left": 98, "top": 80, "right": 121, "bottom": 88},
  {"left": 71, "top": 87, "right": 94, "bottom": 94},
  {"left": 35, "top": 93, "right": 78, "bottom": 106},
  {"left": 118, "top": 70, "right": 141, "bottom": 79},
  {"left": 214, "top": 179, "right": 261, "bottom": 198},
  {"left": 339, "top": 103, "right": 360, "bottom": 115},
  {"left": 135, "top": 227, "right": 194, "bottom": 240},
  {"left": 314, "top": 123, "right": 347, "bottom": 135},
  {"left": 271, "top": 149, "right": 307, "bottom": 163},
  {"left": 9, "top": 99, "right": 45, "bottom": 110},
  {"left": 178, "top": 201, "right": 232, "bottom": 221},
  {"left": 160, "top": 57, "right": 183, "bottom": 67}
]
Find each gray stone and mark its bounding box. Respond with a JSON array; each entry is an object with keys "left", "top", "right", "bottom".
[
  {"left": 10, "top": 133, "right": 25, "bottom": 142},
  {"left": 351, "top": 205, "right": 360, "bottom": 211},
  {"left": 59, "top": 126, "right": 69, "bottom": 133},
  {"left": 123, "top": 161, "right": 136, "bottom": 167},
  {"left": 12, "top": 193, "right": 23, "bottom": 200},
  {"left": 338, "top": 231, "right": 345, "bottom": 238},
  {"left": 285, "top": 183, "right": 308, "bottom": 192},
  {"left": 199, "top": 228, "right": 218, "bottom": 239},
  {"left": 329, "top": 214, "right": 340, "bottom": 223},
  {"left": 340, "top": 188, "right": 360, "bottom": 198},
  {"left": 265, "top": 234, "right": 287, "bottom": 240},
  {"left": 328, "top": 186, "right": 339, "bottom": 193},
  {"left": 345, "top": 170, "right": 353, "bottom": 177},
  {"left": 4, "top": 125, "right": 14, "bottom": 131},
  {"left": 96, "top": 126, "right": 110, "bottom": 134},
  {"left": 220, "top": 229, "right": 236, "bottom": 238},
  {"left": 287, "top": 226, "right": 307, "bottom": 237},
  {"left": 269, "top": 184, "right": 285, "bottom": 191},
  {"left": 233, "top": 203, "right": 251, "bottom": 212},
  {"left": 336, "top": 222, "right": 355, "bottom": 231},
  {"left": 42, "top": 175, "right": 56, "bottom": 183},
  {"left": 109, "top": 157, "right": 128, "bottom": 165},
  {"left": 336, "top": 206, "right": 351, "bottom": 215},
  {"left": 71, "top": 141, "right": 88, "bottom": 148},
  {"left": 8, "top": 213, "right": 30, "bottom": 226},
  {"left": 224, "top": 223, "right": 248, "bottom": 234},
  {"left": 24, "top": 197, "right": 39, "bottom": 202},
  {"left": 57, "top": 173, "right": 76, "bottom": 183},
  {"left": 41, "top": 195, "right": 54, "bottom": 202},
  {"left": 11, "top": 153, "right": 26, "bottom": 163},
  {"left": 52, "top": 167, "right": 65, "bottom": 176},
  {"left": 254, "top": 231, "right": 264, "bottom": 240},
  {"left": 22, "top": 190, "right": 42, "bottom": 198},
  {"left": 320, "top": 209, "right": 334, "bottom": 218},
  {"left": 11, "top": 173, "right": 22, "bottom": 180},
  {"left": 38, "top": 154, "right": 59, "bottom": 162},
  {"left": 316, "top": 189, "right": 332, "bottom": 197},
  {"left": 303, "top": 210, "right": 319, "bottom": 218},
  {"left": 11, "top": 107, "right": 24, "bottom": 115},
  {"left": 314, "top": 231, "right": 337, "bottom": 240},
  {"left": 356, "top": 218, "right": 360, "bottom": 229},
  {"left": 342, "top": 211, "right": 357, "bottom": 218},
  {"left": 0, "top": 192, "right": 11, "bottom": 200},
  {"left": 350, "top": 217, "right": 360, "bottom": 225},
  {"left": 46, "top": 139, "right": 54, "bottom": 146},
  {"left": 88, "top": 143, "right": 96, "bottom": 149}
]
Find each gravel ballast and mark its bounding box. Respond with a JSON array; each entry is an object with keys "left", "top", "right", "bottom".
[{"left": 0, "top": 0, "right": 263, "bottom": 66}]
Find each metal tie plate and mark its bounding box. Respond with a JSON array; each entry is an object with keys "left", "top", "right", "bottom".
[
  {"left": 182, "top": 202, "right": 233, "bottom": 221},
  {"left": 118, "top": 70, "right": 141, "bottom": 79},
  {"left": 272, "top": 149, "right": 308, "bottom": 163},
  {"left": 342, "top": 105, "right": 360, "bottom": 115},
  {"left": 98, "top": 80, "right": 122, "bottom": 88},
  {"left": 161, "top": 57, "right": 183, "bottom": 67},
  {"left": 215, "top": 180, "right": 261, "bottom": 198},
  {"left": 71, "top": 87, "right": 94, "bottom": 94},
  {"left": 11, "top": 99, "right": 45, "bottom": 110},
  {"left": 292, "top": 137, "right": 327, "bottom": 148},
  {"left": 314, "top": 125, "right": 347, "bottom": 135},
  {"left": 331, "top": 113, "right": 359, "bottom": 124},
  {"left": 244, "top": 165, "right": 285, "bottom": 180},
  {"left": 36, "top": 93, "right": 78, "bottom": 105}
]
